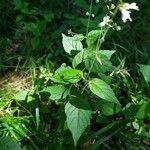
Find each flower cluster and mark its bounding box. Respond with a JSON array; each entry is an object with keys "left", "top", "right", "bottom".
[
  {"left": 98, "top": 2, "right": 139, "bottom": 30},
  {"left": 119, "top": 2, "right": 139, "bottom": 22}
]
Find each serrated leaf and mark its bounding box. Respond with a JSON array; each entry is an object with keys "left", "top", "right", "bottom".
[
  {"left": 62, "top": 34, "right": 83, "bottom": 54},
  {"left": 43, "top": 85, "right": 69, "bottom": 100},
  {"left": 50, "top": 68, "right": 83, "bottom": 84},
  {"left": 86, "top": 30, "right": 102, "bottom": 46},
  {"left": 0, "top": 137, "right": 21, "bottom": 150},
  {"left": 89, "top": 78, "right": 120, "bottom": 104},
  {"left": 65, "top": 102, "right": 91, "bottom": 145},
  {"left": 139, "top": 64, "right": 150, "bottom": 83},
  {"left": 72, "top": 49, "right": 85, "bottom": 68},
  {"left": 13, "top": 90, "right": 28, "bottom": 101}
]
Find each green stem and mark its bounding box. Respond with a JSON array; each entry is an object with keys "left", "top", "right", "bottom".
[{"left": 86, "top": 0, "right": 93, "bottom": 36}]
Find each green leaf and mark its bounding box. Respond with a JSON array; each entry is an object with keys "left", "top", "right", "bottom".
[
  {"left": 86, "top": 30, "right": 101, "bottom": 46},
  {"left": 97, "top": 101, "right": 121, "bottom": 116},
  {"left": 72, "top": 49, "right": 85, "bottom": 68},
  {"left": 139, "top": 64, "right": 150, "bottom": 83},
  {"left": 62, "top": 34, "right": 83, "bottom": 54},
  {"left": 65, "top": 102, "right": 91, "bottom": 145},
  {"left": 0, "top": 137, "right": 21, "bottom": 150},
  {"left": 13, "top": 90, "right": 28, "bottom": 101},
  {"left": 43, "top": 85, "right": 69, "bottom": 100},
  {"left": 98, "top": 73, "right": 112, "bottom": 84},
  {"left": 100, "top": 50, "right": 115, "bottom": 60},
  {"left": 71, "top": 34, "right": 84, "bottom": 41},
  {"left": 50, "top": 68, "right": 83, "bottom": 84},
  {"left": 27, "top": 95, "right": 35, "bottom": 103},
  {"left": 85, "top": 51, "right": 113, "bottom": 73},
  {"left": 136, "top": 102, "right": 150, "bottom": 119},
  {"left": 89, "top": 78, "right": 120, "bottom": 104},
  {"left": 55, "top": 63, "right": 71, "bottom": 74}
]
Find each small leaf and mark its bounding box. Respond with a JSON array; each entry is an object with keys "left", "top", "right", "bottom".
[
  {"left": 139, "top": 64, "right": 150, "bottom": 83},
  {"left": 0, "top": 137, "right": 21, "bottom": 150},
  {"left": 50, "top": 69, "right": 83, "bottom": 84},
  {"left": 86, "top": 30, "right": 102, "bottom": 46},
  {"left": 62, "top": 34, "right": 83, "bottom": 54},
  {"left": 43, "top": 85, "right": 69, "bottom": 100},
  {"left": 132, "top": 122, "right": 140, "bottom": 130},
  {"left": 65, "top": 102, "right": 91, "bottom": 145},
  {"left": 89, "top": 78, "right": 120, "bottom": 104},
  {"left": 13, "top": 90, "right": 28, "bottom": 101}
]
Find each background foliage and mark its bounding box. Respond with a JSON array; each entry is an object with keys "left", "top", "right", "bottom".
[{"left": 0, "top": 0, "right": 150, "bottom": 149}]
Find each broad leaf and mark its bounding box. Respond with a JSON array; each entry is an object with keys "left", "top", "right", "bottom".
[
  {"left": 50, "top": 68, "right": 83, "bottom": 84},
  {"left": 13, "top": 90, "right": 28, "bottom": 101},
  {"left": 43, "top": 85, "right": 69, "bottom": 100},
  {"left": 98, "top": 73, "right": 112, "bottom": 84},
  {"left": 65, "top": 102, "right": 91, "bottom": 145},
  {"left": 139, "top": 64, "right": 150, "bottom": 83},
  {"left": 0, "top": 137, "right": 21, "bottom": 150},
  {"left": 89, "top": 78, "right": 120, "bottom": 104},
  {"left": 62, "top": 34, "right": 83, "bottom": 54},
  {"left": 72, "top": 49, "right": 85, "bottom": 68},
  {"left": 97, "top": 101, "right": 121, "bottom": 116},
  {"left": 136, "top": 102, "right": 150, "bottom": 119},
  {"left": 85, "top": 51, "right": 113, "bottom": 73}
]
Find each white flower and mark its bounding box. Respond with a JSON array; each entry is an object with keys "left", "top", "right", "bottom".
[
  {"left": 91, "top": 14, "right": 95, "bottom": 18},
  {"left": 123, "top": 3, "right": 139, "bottom": 10},
  {"left": 99, "top": 15, "right": 111, "bottom": 27},
  {"left": 119, "top": 2, "right": 139, "bottom": 23},
  {"left": 121, "top": 10, "right": 132, "bottom": 22},
  {"left": 86, "top": 11, "right": 90, "bottom": 16}
]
